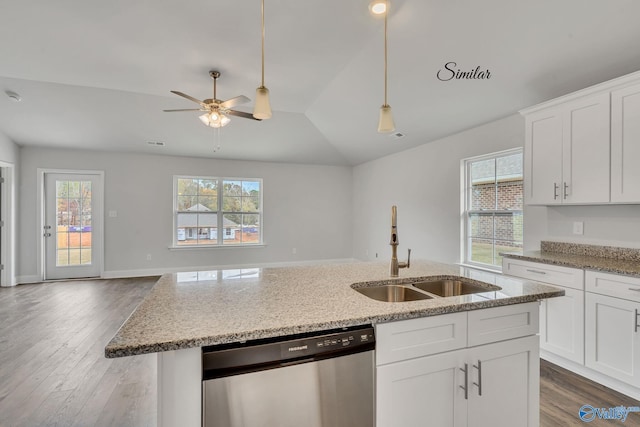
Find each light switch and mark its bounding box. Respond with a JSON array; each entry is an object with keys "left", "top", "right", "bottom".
[{"left": 573, "top": 221, "right": 584, "bottom": 235}]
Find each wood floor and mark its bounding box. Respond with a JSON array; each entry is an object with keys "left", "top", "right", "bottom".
[
  {"left": 0, "top": 277, "right": 158, "bottom": 427},
  {"left": 1, "top": 278, "right": 639, "bottom": 426}
]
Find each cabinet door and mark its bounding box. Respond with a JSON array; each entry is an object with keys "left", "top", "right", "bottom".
[
  {"left": 524, "top": 109, "right": 563, "bottom": 205},
  {"left": 467, "top": 335, "right": 540, "bottom": 427},
  {"left": 611, "top": 82, "right": 640, "bottom": 202},
  {"left": 585, "top": 292, "right": 640, "bottom": 387},
  {"left": 376, "top": 349, "right": 467, "bottom": 427},
  {"left": 540, "top": 287, "right": 584, "bottom": 364},
  {"left": 562, "top": 92, "right": 610, "bottom": 204}
]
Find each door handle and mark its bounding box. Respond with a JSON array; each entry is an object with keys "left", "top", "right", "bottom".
[
  {"left": 473, "top": 360, "right": 482, "bottom": 396},
  {"left": 460, "top": 363, "right": 468, "bottom": 400}
]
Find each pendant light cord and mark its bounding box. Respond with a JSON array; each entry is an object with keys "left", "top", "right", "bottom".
[
  {"left": 383, "top": 0, "right": 389, "bottom": 107},
  {"left": 261, "top": 0, "right": 265, "bottom": 87}
]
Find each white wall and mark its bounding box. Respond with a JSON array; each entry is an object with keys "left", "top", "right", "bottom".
[
  {"left": 530, "top": 205, "right": 640, "bottom": 249},
  {"left": 352, "top": 114, "right": 525, "bottom": 265},
  {"left": 0, "top": 132, "right": 19, "bottom": 286},
  {"left": 18, "top": 147, "right": 353, "bottom": 281}
]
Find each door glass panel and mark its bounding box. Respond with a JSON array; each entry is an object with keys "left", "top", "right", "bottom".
[{"left": 56, "top": 180, "right": 92, "bottom": 266}]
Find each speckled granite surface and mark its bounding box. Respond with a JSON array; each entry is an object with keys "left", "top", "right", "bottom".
[
  {"left": 502, "top": 241, "right": 640, "bottom": 277},
  {"left": 104, "top": 260, "right": 563, "bottom": 358}
]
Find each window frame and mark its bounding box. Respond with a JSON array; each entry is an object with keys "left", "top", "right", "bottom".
[
  {"left": 461, "top": 148, "right": 523, "bottom": 270},
  {"left": 172, "top": 175, "right": 263, "bottom": 248}
]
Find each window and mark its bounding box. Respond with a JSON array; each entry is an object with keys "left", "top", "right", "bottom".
[
  {"left": 463, "top": 149, "right": 523, "bottom": 268},
  {"left": 174, "top": 176, "right": 262, "bottom": 247}
]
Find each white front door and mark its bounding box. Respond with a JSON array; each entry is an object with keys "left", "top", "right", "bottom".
[{"left": 44, "top": 172, "right": 103, "bottom": 280}]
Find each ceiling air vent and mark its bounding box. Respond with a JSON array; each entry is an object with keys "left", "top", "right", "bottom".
[{"left": 390, "top": 132, "right": 405, "bottom": 139}]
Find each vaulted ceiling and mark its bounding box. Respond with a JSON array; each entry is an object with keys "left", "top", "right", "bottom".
[{"left": 1, "top": 0, "right": 640, "bottom": 165}]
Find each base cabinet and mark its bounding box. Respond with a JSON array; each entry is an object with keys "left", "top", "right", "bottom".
[
  {"left": 375, "top": 303, "right": 540, "bottom": 427},
  {"left": 585, "top": 292, "right": 640, "bottom": 387},
  {"left": 540, "top": 287, "right": 584, "bottom": 364}
]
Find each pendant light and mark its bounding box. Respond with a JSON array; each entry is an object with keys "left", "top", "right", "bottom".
[
  {"left": 253, "top": 0, "right": 272, "bottom": 119},
  {"left": 377, "top": 0, "right": 395, "bottom": 133}
]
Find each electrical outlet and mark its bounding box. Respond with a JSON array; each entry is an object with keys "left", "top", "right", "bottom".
[{"left": 573, "top": 221, "right": 584, "bottom": 235}]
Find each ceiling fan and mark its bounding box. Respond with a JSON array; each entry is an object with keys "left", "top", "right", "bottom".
[{"left": 164, "top": 70, "right": 261, "bottom": 128}]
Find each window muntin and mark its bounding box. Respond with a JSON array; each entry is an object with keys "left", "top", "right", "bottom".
[
  {"left": 463, "top": 150, "right": 523, "bottom": 268},
  {"left": 174, "top": 176, "right": 262, "bottom": 247}
]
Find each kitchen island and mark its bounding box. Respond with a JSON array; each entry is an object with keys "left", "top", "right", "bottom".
[{"left": 105, "top": 260, "right": 564, "bottom": 426}]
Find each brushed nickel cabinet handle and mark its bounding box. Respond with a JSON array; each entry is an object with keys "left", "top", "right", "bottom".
[
  {"left": 553, "top": 183, "right": 559, "bottom": 200},
  {"left": 473, "top": 360, "right": 482, "bottom": 396},
  {"left": 628, "top": 288, "right": 640, "bottom": 292},
  {"left": 460, "top": 363, "right": 468, "bottom": 400},
  {"left": 635, "top": 309, "right": 639, "bottom": 333},
  {"left": 564, "top": 182, "right": 569, "bottom": 199},
  {"left": 526, "top": 269, "right": 547, "bottom": 275}
]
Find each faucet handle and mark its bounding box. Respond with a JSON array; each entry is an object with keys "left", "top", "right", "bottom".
[{"left": 398, "top": 248, "right": 411, "bottom": 269}]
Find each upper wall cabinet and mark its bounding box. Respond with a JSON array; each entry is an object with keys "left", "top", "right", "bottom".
[
  {"left": 611, "top": 82, "right": 640, "bottom": 203},
  {"left": 524, "top": 93, "right": 610, "bottom": 205},
  {"left": 521, "top": 70, "right": 640, "bottom": 205}
]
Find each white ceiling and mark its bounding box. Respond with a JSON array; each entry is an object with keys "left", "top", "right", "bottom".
[{"left": 1, "top": 0, "right": 640, "bottom": 166}]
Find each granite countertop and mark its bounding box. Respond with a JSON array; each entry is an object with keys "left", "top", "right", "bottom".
[
  {"left": 104, "top": 260, "right": 564, "bottom": 358},
  {"left": 501, "top": 241, "right": 640, "bottom": 278}
]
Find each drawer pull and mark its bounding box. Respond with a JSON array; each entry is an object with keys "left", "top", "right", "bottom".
[
  {"left": 553, "top": 183, "right": 559, "bottom": 200},
  {"left": 628, "top": 288, "right": 640, "bottom": 292},
  {"left": 526, "top": 269, "right": 547, "bottom": 275}
]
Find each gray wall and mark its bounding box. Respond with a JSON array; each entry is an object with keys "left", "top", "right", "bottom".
[
  {"left": 18, "top": 147, "right": 353, "bottom": 281},
  {"left": 352, "top": 114, "right": 526, "bottom": 265}
]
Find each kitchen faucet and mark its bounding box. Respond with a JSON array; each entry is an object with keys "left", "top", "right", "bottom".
[{"left": 390, "top": 205, "right": 411, "bottom": 277}]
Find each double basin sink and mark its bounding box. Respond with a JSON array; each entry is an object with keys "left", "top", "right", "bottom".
[{"left": 353, "top": 277, "right": 501, "bottom": 302}]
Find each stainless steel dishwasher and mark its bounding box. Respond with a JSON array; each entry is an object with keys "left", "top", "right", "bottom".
[{"left": 202, "top": 324, "right": 375, "bottom": 427}]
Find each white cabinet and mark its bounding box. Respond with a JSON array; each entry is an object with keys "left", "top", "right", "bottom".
[
  {"left": 502, "top": 258, "right": 584, "bottom": 364},
  {"left": 376, "top": 303, "right": 539, "bottom": 427},
  {"left": 585, "top": 271, "right": 640, "bottom": 386},
  {"left": 523, "top": 92, "right": 610, "bottom": 205},
  {"left": 611, "top": 81, "right": 640, "bottom": 203}
]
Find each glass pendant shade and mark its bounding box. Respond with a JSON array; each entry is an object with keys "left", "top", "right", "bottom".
[
  {"left": 253, "top": 86, "right": 272, "bottom": 120},
  {"left": 377, "top": 105, "right": 395, "bottom": 133}
]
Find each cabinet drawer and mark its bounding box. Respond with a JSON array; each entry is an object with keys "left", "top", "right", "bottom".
[
  {"left": 586, "top": 270, "right": 640, "bottom": 303},
  {"left": 502, "top": 258, "right": 584, "bottom": 290},
  {"left": 375, "top": 312, "right": 467, "bottom": 365},
  {"left": 468, "top": 302, "right": 539, "bottom": 347}
]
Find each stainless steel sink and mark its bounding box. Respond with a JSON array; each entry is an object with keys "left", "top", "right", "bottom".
[
  {"left": 411, "top": 279, "right": 501, "bottom": 297},
  {"left": 354, "top": 285, "right": 434, "bottom": 302}
]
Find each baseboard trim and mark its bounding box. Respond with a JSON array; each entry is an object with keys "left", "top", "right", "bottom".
[{"left": 541, "top": 350, "right": 640, "bottom": 401}]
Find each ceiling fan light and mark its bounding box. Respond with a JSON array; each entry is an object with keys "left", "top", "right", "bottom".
[
  {"left": 210, "top": 112, "right": 220, "bottom": 121},
  {"left": 377, "top": 105, "right": 395, "bottom": 133},
  {"left": 199, "top": 113, "right": 211, "bottom": 126},
  {"left": 253, "top": 86, "right": 272, "bottom": 120},
  {"left": 220, "top": 115, "right": 231, "bottom": 127}
]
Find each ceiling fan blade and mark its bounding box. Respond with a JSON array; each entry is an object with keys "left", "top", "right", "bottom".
[
  {"left": 220, "top": 95, "right": 251, "bottom": 109},
  {"left": 163, "top": 108, "right": 203, "bottom": 112},
  {"left": 170, "top": 91, "right": 206, "bottom": 106},
  {"left": 226, "top": 110, "right": 262, "bottom": 121}
]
